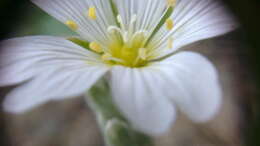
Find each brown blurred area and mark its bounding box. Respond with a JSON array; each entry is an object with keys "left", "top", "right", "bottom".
[
  {"left": 1, "top": 31, "right": 252, "bottom": 146},
  {"left": 155, "top": 32, "right": 250, "bottom": 146}
]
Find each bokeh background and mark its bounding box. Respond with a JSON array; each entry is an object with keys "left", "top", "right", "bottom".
[{"left": 0, "top": 0, "right": 259, "bottom": 146}]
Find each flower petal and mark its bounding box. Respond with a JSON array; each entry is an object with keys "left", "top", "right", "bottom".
[
  {"left": 113, "top": 0, "right": 166, "bottom": 34},
  {"left": 3, "top": 65, "right": 108, "bottom": 113},
  {"left": 150, "top": 0, "right": 238, "bottom": 56},
  {"left": 32, "top": 0, "right": 116, "bottom": 45},
  {"left": 173, "top": 0, "right": 237, "bottom": 49},
  {"left": 109, "top": 66, "right": 176, "bottom": 136},
  {"left": 0, "top": 36, "right": 109, "bottom": 113},
  {"left": 153, "top": 51, "right": 222, "bottom": 122},
  {"left": 0, "top": 36, "right": 102, "bottom": 86}
]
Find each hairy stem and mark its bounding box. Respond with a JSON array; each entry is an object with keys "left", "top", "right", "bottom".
[{"left": 85, "top": 80, "right": 153, "bottom": 146}]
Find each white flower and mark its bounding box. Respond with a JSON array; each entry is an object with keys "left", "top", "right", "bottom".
[{"left": 0, "top": 0, "right": 237, "bottom": 136}]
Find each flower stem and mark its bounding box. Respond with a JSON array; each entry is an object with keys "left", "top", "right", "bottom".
[{"left": 85, "top": 80, "right": 153, "bottom": 146}]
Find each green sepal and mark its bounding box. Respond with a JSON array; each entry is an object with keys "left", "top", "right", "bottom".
[
  {"left": 87, "top": 79, "right": 154, "bottom": 146},
  {"left": 109, "top": 0, "right": 121, "bottom": 27},
  {"left": 145, "top": 6, "right": 174, "bottom": 47},
  {"left": 67, "top": 37, "right": 90, "bottom": 50},
  {"left": 88, "top": 81, "right": 126, "bottom": 124},
  {"left": 105, "top": 119, "right": 137, "bottom": 146}
]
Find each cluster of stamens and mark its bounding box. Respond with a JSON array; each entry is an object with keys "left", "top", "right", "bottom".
[{"left": 66, "top": 0, "right": 176, "bottom": 67}]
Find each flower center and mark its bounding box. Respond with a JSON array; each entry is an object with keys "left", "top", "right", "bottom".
[
  {"left": 85, "top": 14, "right": 157, "bottom": 67},
  {"left": 67, "top": 0, "right": 177, "bottom": 68},
  {"left": 102, "top": 15, "right": 152, "bottom": 67},
  {"left": 105, "top": 32, "right": 150, "bottom": 67}
]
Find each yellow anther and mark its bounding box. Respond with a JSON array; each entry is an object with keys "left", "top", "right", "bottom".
[
  {"left": 101, "top": 53, "right": 112, "bottom": 61},
  {"left": 165, "top": 18, "right": 174, "bottom": 30},
  {"left": 167, "top": 38, "right": 174, "bottom": 49},
  {"left": 88, "top": 7, "right": 97, "bottom": 20},
  {"left": 65, "top": 20, "right": 78, "bottom": 30},
  {"left": 89, "top": 42, "right": 103, "bottom": 53},
  {"left": 138, "top": 48, "right": 147, "bottom": 60},
  {"left": 167, "top": 0, "right": 177, "bottom": 7}
]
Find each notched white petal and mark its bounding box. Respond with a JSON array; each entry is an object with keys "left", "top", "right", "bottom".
[
  {"left": 151, "top": 0, "right": 238, "bottom": 57},
  {"left": 32, "top": 0, "right": 116, "bottom": 45},
  {"left": 152, "top": 51, "right": 222, "bottom": 122},
  {"left": 0, "top": 36, "right": 102, "bottom": 86},
  {"left": 109, "top": 66, "right": 176, "bottom": 136},
  {"left": 0, "top": 36, "right": 109, "bottom": 113},
  {"left": 3, "top": 65, "right": 108, "bottom": 113}
]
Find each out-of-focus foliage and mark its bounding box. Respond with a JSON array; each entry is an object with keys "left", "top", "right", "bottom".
[
  {"left": 0, "top": 0, "right": 75, "bottom": 39},
  {"left": 10, "top": 4, "right": 75, "bottom": 37}
]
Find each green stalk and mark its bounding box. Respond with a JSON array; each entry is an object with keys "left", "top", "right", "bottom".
[
  {"left": 86, "top": 80, "right": 153, "bottom": 146},
  {"left": 144, "top": 6, "right": 174, "bottom": 47},
  {"left": 109, "top": 0, "right": 120, "bottom": 27},
  {"left": 67, "top": 37, "right": 90, "bottom": 49}
]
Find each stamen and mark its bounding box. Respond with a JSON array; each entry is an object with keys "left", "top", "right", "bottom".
[
  {"left": 132, "top": 30, "right": 148, "bottom": 38},
  {"left": 101, "top": 53, "right": 125, "bottom": 63},
  {"left": 89, "top": 42, "right": 103, "bottom": 53},
  {"left": 130, "top": 14, "right": 137, "bottom": 24},
  {"left": 131, "top": 31, "right": 147, "bottom": 41},
  {"left": 167, "top": 0, "right": 177, "bottom": 7},
  {"left": 167, "top": 37, "right": 174, "bottom": 49},
  {"left": 117, "top": 15, "right": 123, "bottom": 24},
  {"left": 117, "top": 15, "right": 126, "bottom": 31},
  {"left": 65, "top": 20, "right": 78, "bottom": 30},
  {"left": 88, "top": 7, "right": 97, "bottom": 20},
  {"left": 107, "top": 26, "right": 124, "bottom": 44},
  {"left": 107, "top": 26, "right": 122, "bottom": 34},
  {"left": 122, "top": 32, "right": 129, "bottom": 43},
  {"left": 130, "top": 31, "right": 147, "bottom": 47},
  {"left": 101, "top": 53, "right": 112, "bottom": 61},
  {"left": 128, "top": 14, "right": 138, "bottom": 38},
  {"left": 138, "top": 48, "right": 147, "bottom": 60},
  {"left": 165, "top": 18, "right": 174, "bottom": 30}
]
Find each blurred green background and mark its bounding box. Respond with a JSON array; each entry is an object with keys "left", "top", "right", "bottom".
[
  {"left": 0, "top": 0, "right": 260, "bottom": 146},
  {"left": 0, "top": 0, "right": 74, "bottom": 38}
]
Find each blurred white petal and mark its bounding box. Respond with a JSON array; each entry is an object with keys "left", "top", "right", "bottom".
[
  {"left": 153, "top": 51, "right": 222, "bottom": 122},
  {"left": 0, "top": 36, "right": 102, "bottom": 86},
  {"left": 113, "top": 0, "right": 166, "bottom": 35},
  {"left": 0, "top": 36, "right": 109, "bottom": 113},
  {"left": 109, "top": 66, "right": 176, "bottom": 136},
  {"left": 172, "top": 0, "right": 237, "bottom": 49},
  {"left": 150, "top": 0, "right": 238, "bottom": 56},
  {"left": 32, "top": 0, "right": 116, "bottom": 45},
  {"left": 3, "top": 65, "right": 108, "bottom": 113}
]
